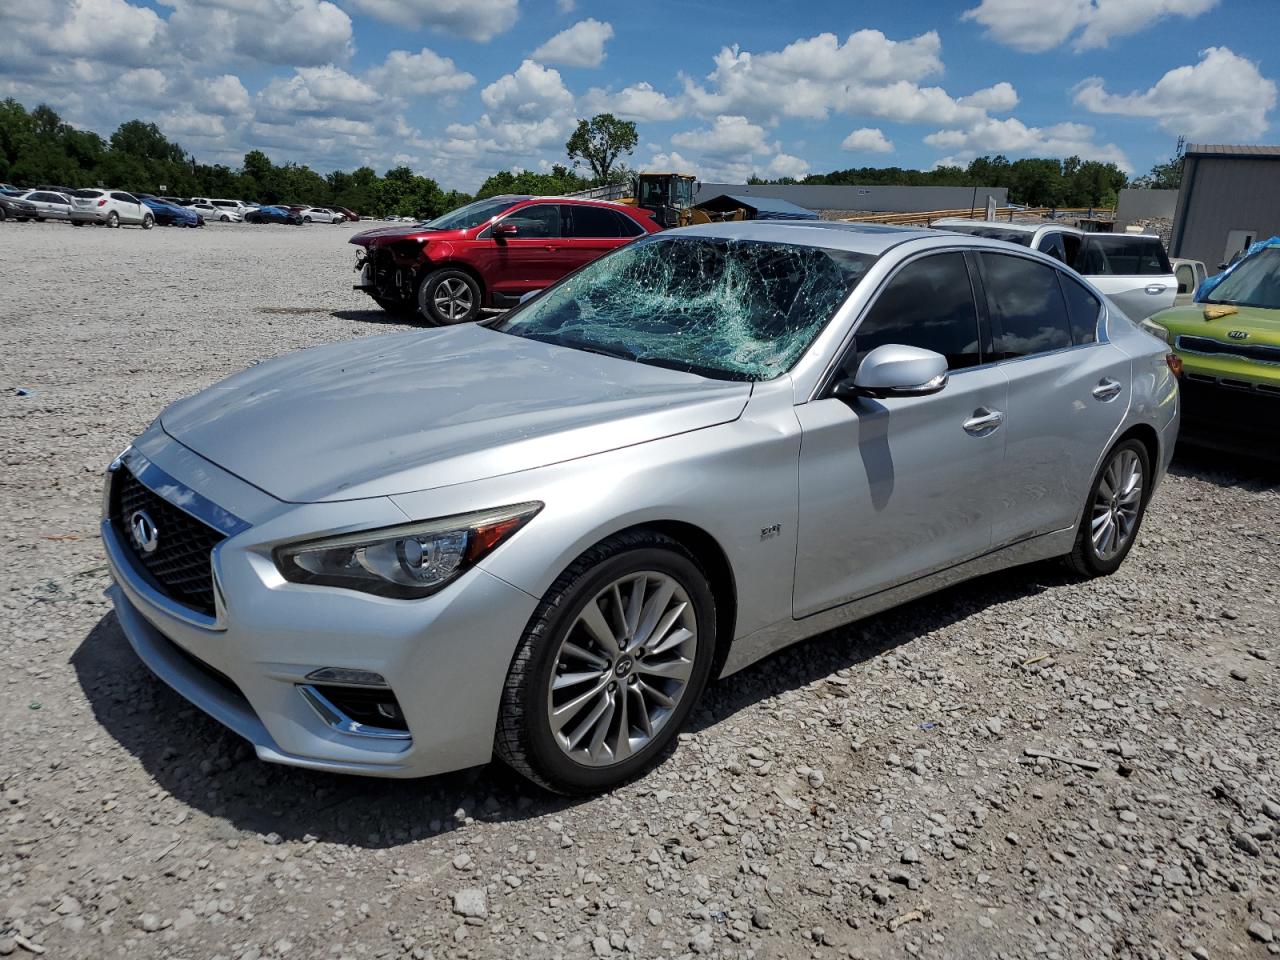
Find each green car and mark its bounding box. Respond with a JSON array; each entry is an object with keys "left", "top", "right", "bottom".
[{"left": 1143, "top": 245, "right": 1280, "bottom": 455}]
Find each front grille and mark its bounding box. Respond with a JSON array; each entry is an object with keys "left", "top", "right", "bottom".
[
  {"left": 1177, "top": 335, "right": 1280, "bottom": 366},
  {"left": 110, "top": 468, "right": 225, "bottom": 617}
]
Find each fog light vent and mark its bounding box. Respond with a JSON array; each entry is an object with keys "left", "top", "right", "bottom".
[
  {"left": 305, "top": 667, "right": 387, "bottom": 687},
  {"left": 298, "top": 684, "right": 410, "bottom": 739}
]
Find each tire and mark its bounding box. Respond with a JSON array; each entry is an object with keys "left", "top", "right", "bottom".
[
  {"left": 36, "top": 217, "right": 46, "bottom": 222},
  {"left": 106, "top": 211, "right": 119, "bottom": 228},
  {"left": 1064, "top": 438, "right": 1151, "bottom": 578},
  {"left": 417, "top": 268, "right": 482, "bottom": 325},
  {"left": 72, "top": 221, "right": 83, "bottom": 227},
  {"left": 495, "top": 530, "right": 718, "bottom": 794},
  {"left": 142, "top": 214, "right": 154, "bottom": 230},
  {"left": 303, "top": 216, "right": 312, "bottom": 223}
]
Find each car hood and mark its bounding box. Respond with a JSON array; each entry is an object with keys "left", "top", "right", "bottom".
[
  {"left": 349, "top": 224, "right": 449, "bottom": 246},
  {"left": 1157, "top": 303, "right": 1280, "bottom": 339},
  {"left": 159, "top": 325, "right": 752, "bottom": 503}
]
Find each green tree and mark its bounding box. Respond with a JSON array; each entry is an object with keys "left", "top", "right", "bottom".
[
  {"left": 1133, "top": 151, "right": 1184, "bottom": 189},
  {"left": 565, "top": 114, "right": 638, "bottom": 184}
]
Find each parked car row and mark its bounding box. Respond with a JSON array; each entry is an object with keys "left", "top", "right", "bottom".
[{"left": 0, "top": 185, "right": 362, "bottom": 227}]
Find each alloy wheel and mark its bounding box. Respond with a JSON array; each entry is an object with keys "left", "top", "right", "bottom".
[
  {"left": 546, "top": 571, "right": 698, "bottom": 767},
  {"left": 1090, "top": 448, "right": 1144, "bottom": 561},
  {"left": 433, "top": 278, "right": 474, "bottom": 322}
]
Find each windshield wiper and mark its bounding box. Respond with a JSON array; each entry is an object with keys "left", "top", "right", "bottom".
[{"left": 547, "top": 334, "right": 637, "bottom": 362}]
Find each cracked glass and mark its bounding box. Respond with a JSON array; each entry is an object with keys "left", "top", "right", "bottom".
[{"left": 491, "top": 235, "right": 876, "bottom": 381}]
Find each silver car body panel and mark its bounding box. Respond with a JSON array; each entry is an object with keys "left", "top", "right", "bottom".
[{"left": 104, "top": 222, "right": 1179, "bottom": 779}]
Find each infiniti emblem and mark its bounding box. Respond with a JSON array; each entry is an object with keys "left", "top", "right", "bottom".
[{"left": 129, "top": 509, "right": 159, "bottom": 554}]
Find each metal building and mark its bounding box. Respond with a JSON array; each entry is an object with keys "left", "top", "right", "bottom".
[
  {"left": 691, "top": 182, "right": 1008, "bottom": 215},
  {"left": 1170, "top": 144, "right": 1280, "bottom": 268}
]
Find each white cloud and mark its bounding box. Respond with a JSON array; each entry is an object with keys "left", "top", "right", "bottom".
[
  {"left": 841, "top": 127, "right": 894, "bottom": 153},
  {"left": 258, "top": 65, "right": 379, "bottom": 121},
  {"left": 341, "top": 0, "right": 518, "bottom": 42},
  {"left": 555, "top": 0, "right": 574, "bottom": 10},
  {"left": 166, "top": 0, "right": 354, "bottom": 67},
  {"left": 112, "top": 68, "right": 170, "bottom": 108},
  {"left": 1074, "top": 46, "right": 1276, "bottom": 142},
  {"left": 533, "top": 19, "right": 614, "bottom": 68},
  {"left": 480, "top": 59, "right": 575, "bottom": 120},
  {"left": 962, "top": 0, "right": 1220, "bottom": 53},
  {"left": 681, "top": 29, "right": 945, "bottom": 122},
  {"left": 0, "top": 0, "right": 165, "bottom": 69},
  {"left": 672, "top": 115, "right": 775, "bottom": 158},
  {"left": 924, "top": 118, "right": 1130, "bottom": 170},
  {"left": 195, "top": 74, "right": 252, "bottom": 116},
  {"left": 366, "top": 47, "right": 476, "bottom": 97},
  {"left": 766, "top": 153, "right": 809, "bottom": 179},
  {"left": 581, "top": 82, "right": 679, "bottom": 122}
]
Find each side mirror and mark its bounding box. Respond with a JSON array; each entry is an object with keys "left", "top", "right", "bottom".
[
  {"left": 494, "top": 223, "right": 518, "bottom": 239},
  {"left": 833, "top": 344, "right": 949, "bottom": 400}
]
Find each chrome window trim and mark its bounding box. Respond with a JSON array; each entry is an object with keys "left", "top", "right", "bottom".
[
  {"left": 806, "top": 243, "right": 1112, "bottom": 402},
  {"left": 297, "top": 685, "right": 413, "bottom": 741}
]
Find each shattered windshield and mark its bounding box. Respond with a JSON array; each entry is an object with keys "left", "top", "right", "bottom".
[
  {"left": 1204, "top": 248, "right": 1280, "bottom": 310},
  {"left": 490, "top": 235, "right": 876, "bottom": 381},
  {"left": 420, "top": 196, "right": 528, "bottom": 231}
]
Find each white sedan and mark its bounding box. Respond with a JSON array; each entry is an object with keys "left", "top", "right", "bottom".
[{"left": 299, "top": 207, "right": 345, "bottom": 223}]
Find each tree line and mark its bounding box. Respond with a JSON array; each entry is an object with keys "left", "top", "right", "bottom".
[{"left": 1, "top": 98, "right": 1174, "bottom": 218}]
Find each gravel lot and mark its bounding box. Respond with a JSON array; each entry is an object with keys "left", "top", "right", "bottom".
[{"left": 2, "top": 219, "right": 1279, "bottom": 960}]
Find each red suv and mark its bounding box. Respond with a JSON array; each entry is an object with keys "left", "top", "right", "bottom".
[{"left": 349, "top": 195, "right": 661, "bottom": 324}]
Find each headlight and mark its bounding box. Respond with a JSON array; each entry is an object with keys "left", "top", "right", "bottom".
[
  {"left": 1140, "top": 319, "right": 1170, "bottom": 343},
  {"left": 274, "top": 502, "right": 542, "bottom": 599}
]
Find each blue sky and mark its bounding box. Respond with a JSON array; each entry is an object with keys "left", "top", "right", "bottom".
[{"left": 1, "top": 0, "right": 1276, "bottom": 191}]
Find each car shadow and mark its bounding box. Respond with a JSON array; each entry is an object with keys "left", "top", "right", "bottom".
[
  {"left": 330, "top": 309, "right": 419, "bottom": 326},
  {"left": 72, "top": 561, "right": 1067, "bottom": 849}
]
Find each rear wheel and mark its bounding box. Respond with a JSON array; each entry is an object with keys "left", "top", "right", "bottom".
[
  {"left": 106, "top": 211, "right": 119, "bottom": 228},
  {"left": 303, "top": 216, "right": 312, "bottom": 223},
  {"left": 417, "top": 268, "right": 482, "bottom": 325},
  {"left": 1064, "top": 438, "right": 1150, "bottom": 577},
  {"left": 495, "top": 531, "right": 717, "bottom": 794}
]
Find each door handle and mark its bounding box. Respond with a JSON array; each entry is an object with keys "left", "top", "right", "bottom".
[
  {"left": 1145, "top": 284, "right": 1167, "bottom": 295},
  {"left": 1092, "top": 378, "right": 1123, "bottom": 401},
  {"left": 963, "top": 408, "right": 1004, "bottom": 436}
]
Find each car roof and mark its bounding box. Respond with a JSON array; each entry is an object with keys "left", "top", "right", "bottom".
[
  {"left": 932, "top": 218, "right": 1045, "bottom": 234},
  {"left": 662, "top": 219, "right": 935, "bottom": 255}
]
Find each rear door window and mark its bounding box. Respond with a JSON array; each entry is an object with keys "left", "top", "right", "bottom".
[
  {"left": 564, "top": 205, "right": 627, "bottom": 238},
  {"left": 980, "top": 253, "right": 1074, "bottom": 360},
  {"left": 1036, "top": 232, "right": 1067, "bottom": 263},
  {"left": 852, "top": 252, "right": 985, "bottom": 370},
  {"left": 1058, "top": 274, "right": 1101, "bottom": 345},
  {"left": 110, "top": 192, "right": 135, "bottom": 203},
  {"left": 1081, "top": 236, "right": 1171, "bottom": 276}
]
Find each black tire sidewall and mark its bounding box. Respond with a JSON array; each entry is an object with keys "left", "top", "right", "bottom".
[
  {"left": 418, "top": 269, "right": 482, "bottom": 325},
  {"left": 142, "top": 215, "right": 153, "bottom": 229},
  {"left": 1078, "top": 439, "right": 1151, "bottom": 576},
  {"left": 517, "top": 545, "right": 716, "bottom": 793}
]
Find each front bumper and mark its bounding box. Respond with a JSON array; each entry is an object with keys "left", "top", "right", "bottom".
[
  {"left": 102, "top": 439, "right": 541, "bottom": 779},
  {"left": 1176, "top": 376, "right": 1280, "bottom": 459}
]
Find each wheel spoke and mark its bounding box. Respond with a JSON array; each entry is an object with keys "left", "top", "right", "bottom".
[
  {"left": 560, "top": 641, "right": 607, "bottom": 669},
  {"left": 628, "top": 683, "right": 652, "bottom": 738},
  {"left": 649, "top": 625, "right": 694, "bottom": 657},
  {"left": 553, "top": 669, "right": 605, "bottom": 691},
  {"left": 624, "top": 576, "right": 645, "bottom": 641},
  {"left": 612, "top": 689, "right": 632, "bottom": 762},
  {"left": 637, "top": 678, "right": 676, "bottom": 710},
  {"left": 632, "top": 579, "right": 677, "bottom": 648},
  {"left": 579, "top": 600, "right": 622, "bottom": 656},
  {"left": 584, "top": 691, "right": 616, "bottom": 759},
  {"left": 636, "top": 657, "right": 693, "bottom": 683},
  {"left": 549, "top": 676, "right": 610, "bottom": 733},
  {"left": 566, "top": 689, "right": 613, "bottom": 751}
]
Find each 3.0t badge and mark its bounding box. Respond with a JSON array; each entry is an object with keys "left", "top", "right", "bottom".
[{"left": 129, "top": 509, "right": 159, "bottom": 554}]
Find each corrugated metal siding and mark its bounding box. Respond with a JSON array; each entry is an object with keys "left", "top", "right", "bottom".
[
  {"left": 1171, "top": 156, "right": 1280, "bottom": 266},
  {"left": 691, "top": 183, "right": 1008, "bottom": 213}
]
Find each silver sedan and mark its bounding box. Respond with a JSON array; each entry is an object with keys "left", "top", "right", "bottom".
[{"left": 101, "top": 222, "right": 1179, "bottom": 793}]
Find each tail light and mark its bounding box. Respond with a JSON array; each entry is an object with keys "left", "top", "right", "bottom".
[
  {"left": 1166, "top": 352, "right": 1183, "bottom": 376},
  {"left": 97, "top": 199, "right": 107, "bottom": 207}
]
